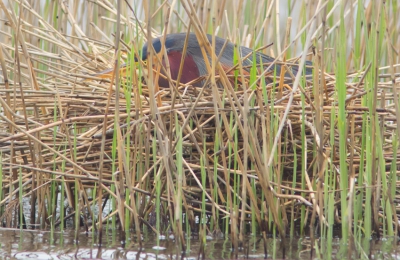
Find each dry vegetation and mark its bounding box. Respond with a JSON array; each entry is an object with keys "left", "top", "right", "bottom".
[{"left": 0, "top": 0, "right": 399, "bottom": 253}]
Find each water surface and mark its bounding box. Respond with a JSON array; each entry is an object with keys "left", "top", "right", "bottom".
[{"left": 0, "top": 228, "right": 398, "bottom": 259}]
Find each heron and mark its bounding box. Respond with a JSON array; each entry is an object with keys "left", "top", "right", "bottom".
[{"left": 96, "top": 32, "right": 312, "bottom": 87}]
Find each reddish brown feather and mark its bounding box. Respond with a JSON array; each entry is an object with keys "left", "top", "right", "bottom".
[{"left": 157, "top": 51, "right": 200, "bottom": 88}]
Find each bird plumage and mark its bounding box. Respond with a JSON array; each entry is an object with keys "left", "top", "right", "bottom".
[{"left": 96, "top": 33, "right": 312, "bottom": 87}]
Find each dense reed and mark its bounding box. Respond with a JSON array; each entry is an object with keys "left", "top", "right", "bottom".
[{"left": 0, "top": 0, "right": 399, "bottom": 257}]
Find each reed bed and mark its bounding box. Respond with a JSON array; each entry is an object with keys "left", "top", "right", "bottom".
[{"left": 0, "top": 0, "right": 399, "bottom": 256}]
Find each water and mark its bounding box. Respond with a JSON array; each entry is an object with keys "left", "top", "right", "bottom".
[
  {"left": 3, "top": 197, "right": 400, "bottom": 259},
  {"left": 0, "top": 228, "right": 399, "bottom": 259}
]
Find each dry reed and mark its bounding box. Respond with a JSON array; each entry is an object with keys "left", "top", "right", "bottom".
[{"left": 0, "top": 1, "right": 399, "bottom": 254}]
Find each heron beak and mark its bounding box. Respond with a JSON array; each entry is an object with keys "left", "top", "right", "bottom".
[
  {"left": 93, "top": 50, "right": 164, "bottom": 81},
  {"left": 94, "top": 62, "right": 141, "bottom": 79}
]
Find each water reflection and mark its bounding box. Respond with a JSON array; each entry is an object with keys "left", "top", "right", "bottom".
[{"left": 0, "top": 229, "right": 398, "bottom": 259}]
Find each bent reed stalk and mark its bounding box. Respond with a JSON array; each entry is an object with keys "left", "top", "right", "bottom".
[{"left": 0, "top": 0, "right": 399, "bottom": 255}]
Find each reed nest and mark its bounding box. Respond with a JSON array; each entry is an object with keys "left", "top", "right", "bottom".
[
  {"left": 1, "top": 50, "right": 399, "bottom": 233},
  {"left": 0, "top": 1, "right": 399, "bottom": 241}
]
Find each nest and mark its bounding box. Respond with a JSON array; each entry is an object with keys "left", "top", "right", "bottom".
[{"left": 1, "top": 56, "right": 399, "bottom": 233}]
